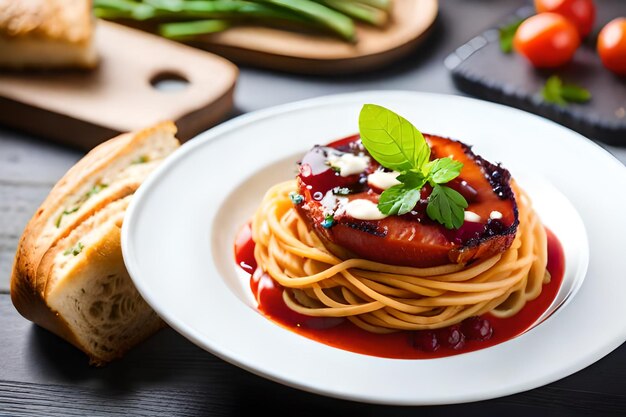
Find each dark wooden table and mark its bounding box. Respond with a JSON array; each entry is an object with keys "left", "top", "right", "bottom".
[{"left": 2, "top": 1, "right": 626, "bottom": 415}]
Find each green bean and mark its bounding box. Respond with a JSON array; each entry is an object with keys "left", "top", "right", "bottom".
[
  {"left": 318, "top": 0, "right": 387, "bottom": 26},
  {"left": 153, "top": 0, "right": 316, "bottom": 28},
  {"left": 94, "top": 0, "right": 142, "bottom": 12},
  {"left": 94, "top": 7, "right": 129, "bottom": 19},
  {"left": 159, "top": 19, "right": 231, "bottom": 38},
  {"left": 146, "top": 0, "right": 299, "bottom": 20},
  {"left": 255, "top": 0, "right": 356, "bottom": 41},
  {"left": 93, "top": 0, "right": 395, "bottom": 42},
  {"left": 94, "top": 0, "right": 157, "bottom": 20},
  {"left": 352, "top": 0, "right": 391, "bottom": 11}
]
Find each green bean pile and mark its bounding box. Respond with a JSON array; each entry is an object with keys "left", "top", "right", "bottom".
[{"left": 94, "top": 0, "right": 393, "bottom": 42}]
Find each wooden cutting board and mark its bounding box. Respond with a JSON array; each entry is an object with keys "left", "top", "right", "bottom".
[
  {"left": 445, "top": 2, "right": 626, "bottom": 147},
  {"left": 113, "top": 0, "right": 438, "bottom": 75},
  {"left": 0, "top": 20, "right": 238, "bottom": 151}
]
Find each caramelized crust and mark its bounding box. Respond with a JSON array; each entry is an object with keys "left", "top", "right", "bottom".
[{"left": 296, "top": 134, "right": 519, "bottom": 268}]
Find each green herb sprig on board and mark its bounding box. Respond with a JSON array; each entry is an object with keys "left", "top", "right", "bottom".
[
  {"left": 358, "top": 104, "right": 468, "bottom": 229},
  {"left": 498, "top": 18, "right": 524, "bottom": 53},
  {"left": 541, "top": 75, "right": 591, "bottom": 106}
]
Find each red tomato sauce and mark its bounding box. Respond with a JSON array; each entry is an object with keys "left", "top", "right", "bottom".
[{"left": 234, "top": 223, "right": 565, "bottom": 359}]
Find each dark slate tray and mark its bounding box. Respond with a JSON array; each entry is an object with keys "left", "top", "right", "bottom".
[{"left": 445, "top": 3, "right": 626, "bottom": 147}]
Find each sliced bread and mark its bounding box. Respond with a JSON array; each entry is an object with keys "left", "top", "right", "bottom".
[
  {"left": 11, "top": 121, "right": 180, "bottom": 365},
  {"left": 0, "top": 0, "right": 98, "bottom": 69}
]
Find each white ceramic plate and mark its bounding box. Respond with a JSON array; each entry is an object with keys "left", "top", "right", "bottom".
[{"left": 122, "top": 91, "right": 626, "bottom": 406}]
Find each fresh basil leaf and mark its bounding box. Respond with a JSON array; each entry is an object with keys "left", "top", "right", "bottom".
[
  {"left": 359, "top": 103, "right": 469, "bottom": 229},
  {"left": 541, "top": 75, "right": 566, "bottom": 105},
  {"left": 499, "top": 18, "right": 524, "bottom": 53},
  {"left": 396, "top": 170, "right": 426, "bottom": 188},
  {"left": 560, "top": 84, "right": 592, "bottom": 103},
  {"left": 428, "top": 157, "right": 463, "bottom": 184},
  {"left": 378, "top": 184, "right": 422, "bottom": 216},
  {"left": 541, "top": 75, "right": 591, "bottom": 106},
  {"left": 426, "top": 184, "right": 468, "bottom": 229},
  {"left": 359, "top": 104, "right": 430, "bottom": 172}
]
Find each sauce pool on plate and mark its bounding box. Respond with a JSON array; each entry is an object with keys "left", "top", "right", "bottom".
[{"left": 234, "top": 222, "right": 565, "bottom": 359}]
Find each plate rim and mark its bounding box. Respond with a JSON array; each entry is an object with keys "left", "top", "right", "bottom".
[{"left": 122, "top": 90, "right": 626, "bottom": 406}]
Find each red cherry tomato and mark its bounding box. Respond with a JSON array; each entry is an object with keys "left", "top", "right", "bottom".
[
  {"left": 534, "top": 0, "right": 596, "bottom": 38},
  {"left": 597, "top": 18, "right": 626, "bottom": 76},
  {"left": 514, "top": 12, "right": 580, "bottom": 68}
]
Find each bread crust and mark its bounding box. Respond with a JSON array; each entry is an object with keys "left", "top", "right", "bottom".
[
  {"left": 10, "top": 121, "right": 178, "bottom": 364},
  {"left": 10, "top": 259, "right": 81, "bottom": 348},
  {"left": 0, "top": 0, "right": 98, "bottom": 69},
  {"left": 0, "top": 0, "right": 93, "bottom": 44},
  {"left": 46, "top": 204, "right": 163, "bottom": 365}
]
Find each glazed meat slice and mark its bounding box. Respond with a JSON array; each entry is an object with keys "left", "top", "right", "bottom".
[{"left": 294, "top": 134, "right": 519, "bottom": 268}]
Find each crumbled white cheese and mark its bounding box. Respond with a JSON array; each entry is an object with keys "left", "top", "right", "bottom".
[
  {"left": 367, "top": 170, "right": 401, "bottom": 190},
  {"left": 464, "top": 211, "right": 482, "bottom": 222},
  {"left": 489, "top": 210, "right": 503, "bottom": 220},
  {"left": 320, "top": 191, "right": 348, "bottom": 217},
  {"left": 327, "top": 152, "right": 369, "bottom": 177},
  {"left": 344, "top": 199, "right": 388, "bottom": 220}
]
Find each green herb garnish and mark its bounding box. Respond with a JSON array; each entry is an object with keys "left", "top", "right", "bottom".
[
  {"left": 332, "top": 186, "right": 350, "bottom": 195},
  {"left": 55, "top": 206, "right": 80, "bottom": 228},
  {"left": 426, "top": 184, "right": 467, "bottom": 229},
  {"left": 55, "top": 183, "right": 108, "bottom": 228},
  {"left": 328, "top": 164, "right": 342, "bottom": 173},
  {"left": 131, "top": 155, "right": 150, "bottom": 165},
  {"left": 321, "top": 214, "right": 335, "bottom": 229},
  {"left": 499, "top": 18, "right": 524, "bottom": 53},
  {"left": 289, "top": 191, "right": 304, "bottom": 205},
  {"left": 541, "top": 75, "right": 591, "bottom": 106},
  {"left": 84, "top": 183, "right": 108, "bottom": 199},
  {"left": 64, "top": 242, "right": 84, "bottom": 256},
  {"left": 358, "top": 104, "right": 468, "bottom": 229}
]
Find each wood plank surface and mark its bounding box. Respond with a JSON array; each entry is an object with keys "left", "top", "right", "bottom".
[{"left": 1, "top": 296, "right": 626, "bottom": 416}]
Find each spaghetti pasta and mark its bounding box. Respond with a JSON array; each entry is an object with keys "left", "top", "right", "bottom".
[{"left": 251, "top": 180, "right": 549, "bottom": 334}]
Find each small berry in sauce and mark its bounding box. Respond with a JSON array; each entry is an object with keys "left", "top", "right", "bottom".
[
  {"left": 412, "top": 330, "right": 440, "bottom": 352},
  {"left": 436, "top": 325, "right": 466, "bottom": 350},
  {"left": 462, "top": 316, "right": 494, "bottom": 341}
]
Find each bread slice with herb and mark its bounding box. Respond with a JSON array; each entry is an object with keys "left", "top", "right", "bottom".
[
  {"left": 10, "top": 121, "right": 180, "bottom": 365},
  {"left": 0, "top": 0, "right": 98, "bottom": 69}
]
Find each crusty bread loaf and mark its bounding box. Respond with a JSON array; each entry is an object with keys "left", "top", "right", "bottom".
[
  {"left": 0, "top": 0, "right": 98, "bottom": 69},
  {"left": 11, "top": 121, "right": 180, "bottom": 365}
]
